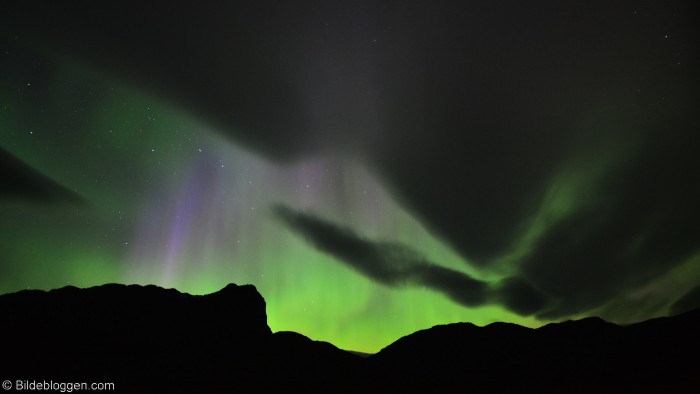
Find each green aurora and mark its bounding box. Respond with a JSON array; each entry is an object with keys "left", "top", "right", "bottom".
[
  {"left": 0, "top": 62, "right": 547, "bottom": 352},
  {"left": 2, "top": 2, "right": 699, "bottom": 354}
]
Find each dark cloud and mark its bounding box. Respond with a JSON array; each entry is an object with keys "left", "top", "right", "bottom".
[
  {"left": 273, "top": 204, "right": 549, "bottom": 314},
  {"left": 2, "top": 1, "right": 698, "bottom": 322},
  {"left": 0, "top": 146, "right": 83, "bottom": 204},
  {"left": 417, "top": 264, "right": 488, "bottom": 307},
  {"left": 496, "top": 278, "right": 549, "bottom": 316},
  {"left": 272, "top": 204, "right": 487, "bottom": 306}
]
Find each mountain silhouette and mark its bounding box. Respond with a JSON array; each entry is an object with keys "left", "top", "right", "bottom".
[
  {"left": 1, "top": 284, "right": 698, "bottom": 392},
  {"left": 371, "top": 312, "right": 700, "bottom": 392}
]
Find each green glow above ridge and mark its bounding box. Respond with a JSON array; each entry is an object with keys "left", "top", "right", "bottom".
[
  {"left": 0, "top": 61, "right": 536, "bottom": 353},
  {"left": 2, "top": 55, "right": 694, "bottom": 354}
]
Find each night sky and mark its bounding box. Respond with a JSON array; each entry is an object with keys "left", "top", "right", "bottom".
[{"left": 1, "top": 1, "right": 698, "bottom": 353}]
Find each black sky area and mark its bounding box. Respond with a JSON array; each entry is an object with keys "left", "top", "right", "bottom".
[
  {"left": 1, "top": 146, "right": 83, "bottom": 204},
  {"left": 1, "top": 0, "right": 699, "bottom": 322}
]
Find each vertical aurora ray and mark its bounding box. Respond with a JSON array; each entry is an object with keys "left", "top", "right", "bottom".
[{"left": 161, "top": 163, "right": 208, "bottom": 285}]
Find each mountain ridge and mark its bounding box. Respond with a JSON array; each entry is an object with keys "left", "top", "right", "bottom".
[{"left": 1, "top": 283, "right": 698, "bottom": 392}]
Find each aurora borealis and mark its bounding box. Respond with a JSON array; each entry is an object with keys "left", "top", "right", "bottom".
[{"left": 1, "top": 1, "right": 699, "bottom": 353}]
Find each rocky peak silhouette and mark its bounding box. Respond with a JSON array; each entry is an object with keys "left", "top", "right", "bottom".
[{"left": 1, "top": 283, "right": 698, "bottom": 392}]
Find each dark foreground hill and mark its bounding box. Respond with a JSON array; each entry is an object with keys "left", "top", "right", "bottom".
[{"left": 1, "top": 284, "right": 698, "bottom": 393}]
